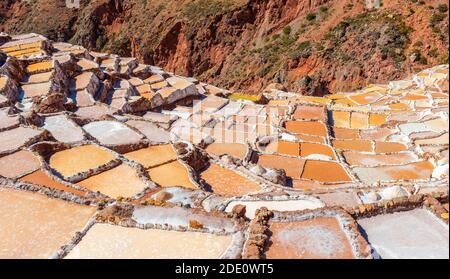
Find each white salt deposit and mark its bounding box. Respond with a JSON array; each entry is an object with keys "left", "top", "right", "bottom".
[
  {"left": 357, "top": 209, "right": 449, "bottom": 259},
  {"left": 83, "top": 120, "right": 143, "bottom": 145},
  {"left": 43, "top": 115, "right": 84, "bottom": 143}
]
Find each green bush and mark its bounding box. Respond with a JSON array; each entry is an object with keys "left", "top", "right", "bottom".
[
  {"left": 306, "top": 13, "right": 317, "bottom": 21},
  {"left": 283, "top": 26, "right": 292, "bottom": 36}
]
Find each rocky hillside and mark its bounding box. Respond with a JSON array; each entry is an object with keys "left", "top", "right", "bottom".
[{"left": 1, "top": 0, "right": 448, "bottom": 95}]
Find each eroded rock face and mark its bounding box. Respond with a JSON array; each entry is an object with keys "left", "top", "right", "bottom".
[{"left": 32, "top": 93, "right": 66, "bottom": 114}]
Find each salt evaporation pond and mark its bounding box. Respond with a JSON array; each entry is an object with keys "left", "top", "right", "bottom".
[{"left": 66, "top": 223, "right": 233, "bottom": 259}]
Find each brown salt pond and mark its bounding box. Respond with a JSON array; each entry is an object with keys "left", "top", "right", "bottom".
[
  {"left": 124, "top": 144, "right": 177, "bottom": 168},
  {"left": 343, "top": 151, "right": 419, "bottom": 167},
  {"left": 147, "top": 161, "right": 197, "bottom": 189},
  {"left": 49, "top": 145, "right": 116, "bottom": 177},
  {"left": 65, "top": 223, "right": 233, "bottom": 259},
  {"left": 0, "top": 150, "right": 40, "bottom": 178},
  {"left": 353, "top": 161, "right": 435, "bottom": 183},
  {"left": 265, "top": 218, "right": 355, "bottom": 259},
  {"left": 0, "top": 127, "right": 42, "bottom": 153},
  {"left": 0, "top": 188, "right": 95, "bottom": 258},
  {"left": 301, "top": 160, "right": 352, "bottom": 183},
  {"left": 20, "top": 170, "right": 86, "bottom": 196},
  {"left": 200, "top": 164, "right": 261, "bottom": 197},
  {"left": 77, "top": 164, "right": 147, "bottom": 198},
  {"left": 285, "top": 121, "right": 328, "bottom": 137},
  {"left": 205, "top": 143, "right": 248, "bottom": 160},
  {"left": 257, "top": 154, "right": 305, "bottom": 179}
]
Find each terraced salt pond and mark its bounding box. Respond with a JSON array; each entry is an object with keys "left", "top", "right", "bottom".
[
  {"left": 225, "top": 199, "right": 324, "bottom": 219},
  {"left": 147, "top": 161, "right": 197, "bottom": 189},
  {"left": 132, "top": 205, "right": 235, "bottom": 233},
  {"left": 265, "top": 217, "right": 354, "bottom": 259},
  {"left": 83, "top": 121, "right": 143, "bottom": 145},
  {"left": 0, "top": 188, "right": 95, "bottom": 258},
  {"left": 49, "top": 145, "right": 116, "bottom": 177},
  {"left": 65, "top": 223, "right": 233, "bottom": 259},
  {"left": 43, "top": 115, "right": 84, "bottom": 143},
  {"left": 205, "top": 143, "right": 248, "bottom": 160},
  {"left": 0, "top": 150, "right": 40, "bottom": 178},
  {"left": 357, "top": 209, "right": 449, "bottom": 259},
  {"left": 77, "top": 164, "right": 147, "bottom": 198},
  {"left": 125, "top": 145, "right": 197, "bottom": 189},
  {"left": 0, "top": 127, "right": 42, "bottom": 153},
  {"left": 200, "top": 164, "right": 261, "bottom": 197}
]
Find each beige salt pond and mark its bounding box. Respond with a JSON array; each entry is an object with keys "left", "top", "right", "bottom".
[
  {"left": 343, "top": 151, "right": 419, "bottom": 167},
  {"left": 77, "top": 164, "right": 147, "bottom": 198},
  {"left": 200, "top": 164, "right": 261, "bottom": 197},
  {"left": 65, "top": 223, "right": 233, "bottom": 259},
  {"left": 0, "top": 188, "right": 95, "bottom": 258},
  {"left": 49, "top": 145, "right": 116, "bottom": 177},
  {"left": 353, "top": 161, "right": 435, "bottom": 184},
  {"left": 0, "top": 150, "right": 40, "bottom": 178},
  {"left": 0, "top": 127, "right": 42, "bottom": 154},
  {"left": 265, "top": 217, "right": 355, "bottom": 259}
]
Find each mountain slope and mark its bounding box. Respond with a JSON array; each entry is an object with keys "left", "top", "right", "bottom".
[{"left": 1, "top": 0, "right": 448, "bottom": 94}]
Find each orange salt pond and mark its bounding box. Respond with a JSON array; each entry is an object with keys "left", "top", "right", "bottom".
[
  {"left": 374, "top": 141, "right": 408, "bottom": 153},
  {"left": 0, "top": 150, "right": 40, "bottom": 178},
  {"left": 265, "top": 218, "right": 355, "bottom": 259},
  {"left": 147, "top": 161, "right": 197, "bottom": 189},
  {"left": 49, "top": 145, "right": 116, "bottom": 177},
  {"left": 293, "top": 105, "right": 327, "bottom": 121},
  {"left": 350, "top": 112, "right": 369, "bottom": 129},
  {"left": 65, "top": 223, "right": 233, "bottom": 259},
  {"left": 0, "top": 188, "right": 95, "bottom": 258},
  {"left": 331, "top": 111, "right": 351, "bottom": 128},
  {"left": 205, "top": 143, "right": 248, "bottom": 160},
  {"left": 77, "top": 164, "right": 147, "bottom": 198},
  {"left": 258, "top": 154, "right": 305, "bottom": 179},
  {"left": 301, "top": 160, "right": 352, "bottom": 183},
  {"left": 333, "top": 128, "right": 360, "bottom": 139},
  {"left": 353, "top": 161, "right": 435, "bottom": 184},
  {"left": 285, "top": 121, "right": 328, "bottom": 137},
  {"left": 20, "top": 170, "right": 86, "bottom": 196},
  {"left": 369, "top": 113, "right": 387, "bottom": 126},
  {"left": 332, "top": 139, "right": 373, "bottom": 152},
  {"left": 294, "top": 133, "right": 326, "bottom": 144},
  {"left": 300, "top": 143, "right": 336, "bottom": 160},
  {"left": 200, "top": 164, "right": 261, "bottom": 197},
  {"left": 124, "top": 145, "right": 177, "bottom": 168},
  {"left": 264, "top": 141, "right": 300, "bottom": 156}
]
